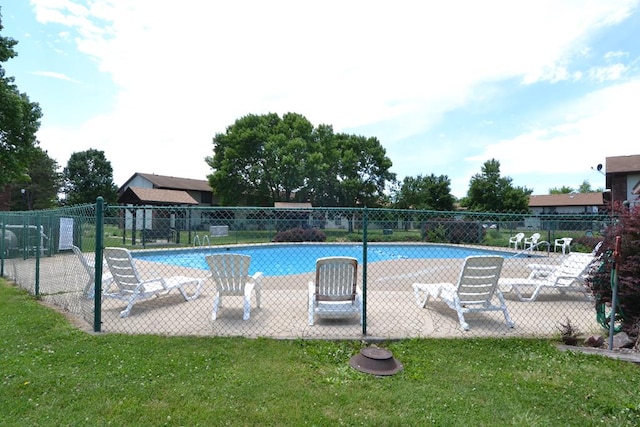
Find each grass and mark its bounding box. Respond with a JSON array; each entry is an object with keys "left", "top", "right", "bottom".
[{"left": 2, "top": 280, "right": 639, "bottom": 426}]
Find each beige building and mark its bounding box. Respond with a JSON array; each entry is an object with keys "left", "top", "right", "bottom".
[
  {"left": 605, "top": 154, "right": 640, "bottom": 209},
  {"left": 528, "top": 192, "right": 605, "bottom": 215}
]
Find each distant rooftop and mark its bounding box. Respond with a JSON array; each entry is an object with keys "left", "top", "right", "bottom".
[{"left": 528, "top": 192, "right": 603, "bottom": 207}]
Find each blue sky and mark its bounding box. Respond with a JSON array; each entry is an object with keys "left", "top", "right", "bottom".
[{"left": 2, "top": 1, "right": 639, "bottom": 198}]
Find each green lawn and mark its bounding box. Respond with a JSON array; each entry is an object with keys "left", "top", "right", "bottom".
[{"left": 1, "top": 279, "right": 638, "bottom": 426}]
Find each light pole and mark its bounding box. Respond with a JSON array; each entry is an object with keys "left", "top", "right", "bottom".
[
  {"left": 591, "top": 163, "right": 605, "bottom": 176},
  {"left": 591, "top": 164, "right": 610, "bottom": 216}
]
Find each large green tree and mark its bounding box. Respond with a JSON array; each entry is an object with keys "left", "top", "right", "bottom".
[
  {"left": 0, "top": 10, "right": 42, "bottom": 188},
  {"left": 206, "top": 113, "right": 396, "bottom": 207},
  {"left": 394, "top": 174, "right": 456, "bottom": 211},
  {"left": 461, "top": 159, "right": 532, "bottom": 212},
  {"left": 63, "top": 149, "right": 117, "bottom": 205},
  {"left": 10, "top": 147, "right": 61, "bottom": 210}
]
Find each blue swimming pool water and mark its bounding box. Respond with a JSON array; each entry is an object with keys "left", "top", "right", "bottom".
[{"left": 134, "top": 244, "right": 531, "bottom": 276}]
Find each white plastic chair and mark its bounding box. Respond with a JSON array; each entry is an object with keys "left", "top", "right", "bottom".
[
  {"left": 104, "top": 247, "right": 203, "bottom": 317},
  {"left": 509, "top": 233, "right": 525, "bottom": 249},
  {"left": 524, "top": 233, "right": 541, "bottom": 250},
  {"left": 308, "top": 257, "right": 362, "bottom": 326},
  {"left": 554, "top": 237, "right": 573, "bottom": 254},
  {"left": 498, "top": 252, "right": 597, "bottom": 301},
  {"left": 412, "top": 256, "right": 514, "bottom": 331},
  {"left": 206, "top": 254, "right": 263, "bottom": 321}
]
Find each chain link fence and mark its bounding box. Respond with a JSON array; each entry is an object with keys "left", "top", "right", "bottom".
[{"left": 1, "top": 202, "right": 608, "bottom": 339}]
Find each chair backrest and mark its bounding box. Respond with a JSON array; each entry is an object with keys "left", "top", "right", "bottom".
[
  {"left": 529, "top": 233, "right": 540, "bottom": 243},
  {"left": 72, "top": 245, "right": 93, "bottom": 275},
  {"left": 455, "top": 256, "right": 504, "bottom": 304},
  {"left": 314, "top": 257, "right": 358, "bottom": 302},
  {"left": 3, "top": 229, "right": 18, "bottom": 249},
  {"left": 591, "top": 241, "right": 603, "bottom": 255},
  {"left": 555, "top": 252, "right": 594, "bottom": 277},
  {"left": 513, "top": 233, "right": 524, "bottom": 241},
  {"left": 205, "top": 254, "right": 252, "bottom": 292},
  {"left": 104, "top": 247, "right": 143, "bottom": 292}
]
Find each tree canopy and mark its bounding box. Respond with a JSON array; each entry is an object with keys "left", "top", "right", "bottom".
[
  {"left": 63, "top": 149, "right": 118, "bottom": 205},
  {"left": 549, "top": 180, "right": 602, "bottom": 194},
  {"left": 10, "top": 147, "right": 61, "bottom": 210},
  {"left": 394, "top": 174, "right": 456, "bottom": 211},
  {"left": 461, "top": 159, "right": 532, "bottom": 212},
  {"left": 206, "top": 112, "right": 396, "bottom": 207},
  {"left": 0, "top": 10, "right": 42, "bottom": 188}
]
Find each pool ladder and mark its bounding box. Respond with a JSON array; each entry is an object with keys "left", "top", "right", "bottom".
[{"left": 193, "top": 234, "right": 210, "bottom": 247}]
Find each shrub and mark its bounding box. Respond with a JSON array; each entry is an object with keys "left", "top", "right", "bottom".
[
  {"left": 572, "top": 235, "right": 603, "bottom": 253},
  {"left": 586, "top": 204, "right": 640, "bottom": 332},
  {"left": 273, "top": 227, "right": 327, "bottom": 242},
  {"left": 422, "top": 220, "right": 485, "bottom": 244}
]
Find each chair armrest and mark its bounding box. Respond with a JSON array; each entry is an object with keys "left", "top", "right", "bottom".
[
  {"left": 251, "top": 272, "right": 264, "bottom": 289},
  {"left": 527, "top": 263, "right": 555, "bottom": 271},
  {"left": 136, "top": 277, "right": 167, "bottom": 292}
]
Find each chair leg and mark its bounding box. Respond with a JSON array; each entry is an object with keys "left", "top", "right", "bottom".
[
  {"left": 308, "top": 294, "right": 315, "bottom": 326},
  {"left": 497, "top": 292, "right": 515, "bottom": 328},
  {"left": 452, "top": 298, "right": 469, "bottom": 331},
  {"left": 413, "top": 286, "right": 426, "bottom": 308},
  {"left": 255, "top": 288, "right": 261, "bottom": 308},
  {"left": 120, "top": 297, "right": 138, "bottom": 318},
  {"left": 512, "top": 285, "right": 540, "bottom": 302},
  {"left": 412, "top": 284, "right": 433, "bottom": 308},
  {"left": 211, "top": 293, "right": 220, "bottom": 321},
  {"left": 84, "top": 278, "right": 94, "bottom": 299},
  {"left": 243, "top": 295, "right": 251, "bottom": 320}
]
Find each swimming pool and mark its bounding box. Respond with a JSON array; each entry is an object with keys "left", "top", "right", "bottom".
[{"left": 134, "top": 244, "right": 533, "bottom": 276}]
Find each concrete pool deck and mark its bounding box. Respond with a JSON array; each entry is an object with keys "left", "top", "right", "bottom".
[{"left": 5, "top": 249, "right": 602, "bottom": 340}]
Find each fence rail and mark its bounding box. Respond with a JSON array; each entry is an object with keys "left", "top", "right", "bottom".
[{"left": 1, "top": 202, "right": 608, "bottom": 339}]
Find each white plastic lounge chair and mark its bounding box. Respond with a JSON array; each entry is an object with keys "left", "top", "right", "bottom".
[
  {"left": 554, "top": 237, "right": 573, "bottom": 254},
  {"left": 308, "top": 257, "right": 362, "bottom": 326},
  {"left": 205, "top": 254, "right": 263, "bottom": 321},
  {"left": 524, "top": 233, "right": 541, "bottom": 250},
  {"left": 412, "top": 255, "right": 514, "bottom": 331},
  {"left": 104, "top": 247, "right": 204, "bottom": 317},
  {"left": 498, "top": 252, "right": 597, "bottom": 302},
  {"left": 509, "top": 233, "right": 525, "bottom": 250},
  {"left": 72, "top": 245, "right": 113, "bottom": 299},
  {"left": 591, "top": 241, "right": 603, "bottom": 255}
]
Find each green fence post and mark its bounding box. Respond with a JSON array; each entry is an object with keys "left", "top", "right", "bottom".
[
  {"left": 35, "top": 215, "right": 41, "bottom": 296},
  {"left": 0, "top": 216, "right": 5, "bottom": 277},
  {"left": 362, "top": 206, "right": 367, "bottom": 335},
  {"left": 94, "top": 197, "right": 104, "bottom": 333}
]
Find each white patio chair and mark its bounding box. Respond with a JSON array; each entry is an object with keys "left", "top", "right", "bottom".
[
  {"left": 509, "top": 233, "right": 525, "bottom": 250},
  {"left": 412, "top": 255, "right": 514, "bottom": 331},
  {"left": 104, "top": 247, "right": 203, "bottom": 317},
  {"left": 205, "top": 254, "right": 263, "bottom": 321},
  {"left": 524, "top": 232, "right": 541, "bottom": 250},
  {"left": 308, "top": 257, "right": 362, "bottom": 326},
  {"left": 554, "top": 237, "right": 573, "bottom": 254},
  {"left": 498, "top": 252, "right": 598, "bottom": 302}
]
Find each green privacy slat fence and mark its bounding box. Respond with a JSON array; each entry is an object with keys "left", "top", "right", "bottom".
[{"left": 1, "top": 203, "right": 608, "bottom": 339}]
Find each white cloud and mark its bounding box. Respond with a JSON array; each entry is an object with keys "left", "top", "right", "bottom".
[
  {"left": 31, "top": 70, "right": 80, "bottom": 82},
  {"left": 465, "top": 79, "right": 640, "bottom": 192},
  {"left": 588, "top": 63, "right": 628, "bottom": 82},
  {"left": 604, "top": 50, "right": 629, "bottom": 60},
  {"left": 26, "top": 0, "right": 640, "bottom": 192}
]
